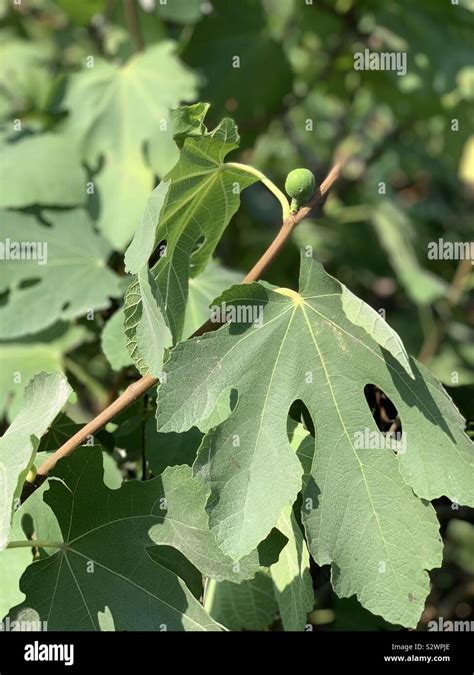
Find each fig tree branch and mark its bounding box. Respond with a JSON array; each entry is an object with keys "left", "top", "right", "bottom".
[{"left": 21, "top": 162, "right": 341, "bottom": 502}]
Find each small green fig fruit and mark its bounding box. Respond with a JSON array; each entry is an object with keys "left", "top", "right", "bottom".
[{"left": 285, "top": 168, "right": 316, "bottom": 214}]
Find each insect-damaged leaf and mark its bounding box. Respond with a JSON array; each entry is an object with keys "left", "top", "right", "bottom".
[
  {"left": 9, "top": 448, "right": 285, "bottom": 630},
  {"left": 123, "top": 105, "right": 257, "bottom": 374},
  {"left": 156, "top": 254, "right": 474, "bottom": 626}
]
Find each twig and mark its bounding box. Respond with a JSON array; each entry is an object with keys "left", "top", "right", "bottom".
[
  {"left": 22, "top": 162, "right": 341, "bottom": 501},
  {"left": 123, "top": 0, "right": 144, "bottom": 52},
  {"left": 243, "top": 162, "right": 341, "bottom": 282},
  {"left": 417, "top": 257, "right": 473, "bottom": 364}
]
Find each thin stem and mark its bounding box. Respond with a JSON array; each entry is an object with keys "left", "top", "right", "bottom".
[
  {"left": 123, "top": 0, "right": 144, "bottom": 52},
  {"left": 225, "top": 162, "right": 291, "bottom": 220},
  {"left": 242, "top": 162, "right": 341, "bottom": 282},
  {"left": 29, "top": 374, "right": 157, "bottom": 484},
  {"left": 22, "top": 162, "right": 341, "bottom": 501},
  {"left": 7, "top": 540, "right": 62, "bottom": 550}
]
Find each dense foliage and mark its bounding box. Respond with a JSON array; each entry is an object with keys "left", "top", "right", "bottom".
[{"left": 0, "top": 0, "right": 473, "bottom": 632}]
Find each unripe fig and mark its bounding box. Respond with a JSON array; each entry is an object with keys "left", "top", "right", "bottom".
[{"left": 285, "top": 168, "right": 316, "bottom": 214}]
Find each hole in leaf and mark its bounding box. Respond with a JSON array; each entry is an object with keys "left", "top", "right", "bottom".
[
  {"left": 0, "top": 288, "right": 10, "bottom": 307},
  {"left": 288, "top": 399, "right": 315, "bottom": 436},
  {"left": 363, "top": 384, "right": 404, "bottom": 453},
  {"left": 287, "top": 400, "right": 316, "bottom": 482},
  {"left": 20, "top": 513, "right": 34, "bottom": 539},
  {"left": 287, "top": 401, "right": 320, "bottom": 514}
]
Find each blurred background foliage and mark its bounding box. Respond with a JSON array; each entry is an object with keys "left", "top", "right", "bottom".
[{"left": 0, "top": 0, "right": 473, "bottom": 631}]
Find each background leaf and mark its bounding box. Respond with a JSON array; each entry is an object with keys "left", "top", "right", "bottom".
[
  {"left": 183, "top": 0, "right": 292, "bottom": 128},
  {"left": 156, "top": 256, "right": 474, "bottom": 625},
  {"left": 0, "top": 133, "right": 86, "bottom": 208},
  {"left": 101, "top": 309, "right": 134, "bottom": 372},
  {"left": 0, "top": 210, "right": 121, "bottom": 338},
  {"left": 62, "top": 43, "right": 197, "bottom": 249},
  {"left": 0, "top": 324, "right": 86, "bottom": 420},
  {"left": 9, "top": 449, "right": 284, "bottom": 630}
]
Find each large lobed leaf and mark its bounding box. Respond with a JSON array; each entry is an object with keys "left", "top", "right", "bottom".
[
  {"left": 0, "top": 446, "right": 127, "bottom": 620},
  {"left": 156, "top": 254, "right": 474, "bottom": 626},
  {"left": 8, "top": 447, "right": 284, "bottom": 630}
]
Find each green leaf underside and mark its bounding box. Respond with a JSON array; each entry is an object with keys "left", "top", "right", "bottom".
[
  {"left": 156, "top": 254, "right": 474, "bottom": 626},
  {"left": 0, "top": 373, "right": 71, "bottom": 550},
  {"left": 123, "top": 106, "right": 257, "bottom": 374},
  {"left": 204, "top": 572, "right": 277, "bottom": 631},
  {"left": 270, "top": 505, "right": 313, "bottom": 631},
  {"left": 10, "top": 448, "right": 284, "bottom": 631},
  {"left": 0, "top": 210, "right": 121, "bottom": 338},
  {"left": 204, "top": 451, "right": 313, "bottom": 633},
  {"left": 371, "top": 201, "right": 447, "bottom": 306},
  {"left": 135, "top": 268, "right": 173, "bottom": 377},
  {"left": 205, "top": 503, "right": 313, "bottom": 631},
  {"left": 0, "top": 545, "right": 31, "bottom": 620},
  {"left": 101, "top": 309, "right": 134, "bottom": 371}
]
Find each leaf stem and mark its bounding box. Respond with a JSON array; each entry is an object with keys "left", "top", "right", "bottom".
[
  {"left": 22, "top": 162, "right": 341, "bottom": 501},
  {"left": 225, "top": 162, "right": 291, "bottom": 220},
  {"left": 7, "top": 540, "right": 62, "bottom": 550}
]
